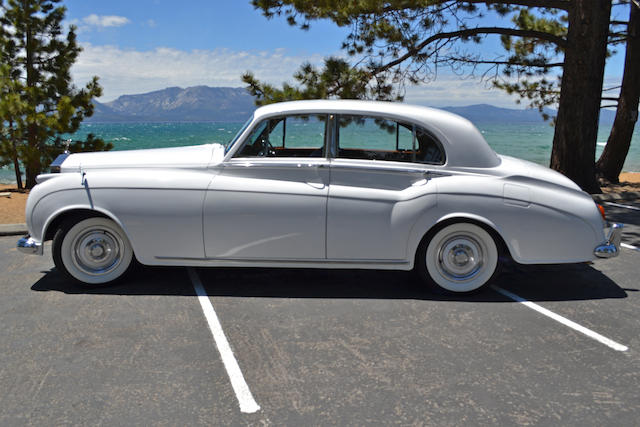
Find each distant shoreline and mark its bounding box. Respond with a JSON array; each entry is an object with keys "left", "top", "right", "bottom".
[{"left": 85, "top": 120, "right": 247, "bottom": 124}]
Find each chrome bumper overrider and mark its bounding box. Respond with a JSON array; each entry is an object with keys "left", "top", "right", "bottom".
[
  {"left": 594, "top": 223, "right": 623, "bottom": 259},
  {"left": 17, "top": 235, "right": 43, "bottom": 255}
]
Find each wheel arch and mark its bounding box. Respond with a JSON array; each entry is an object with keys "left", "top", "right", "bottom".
[
  {"left": 42, "top": 207, "right": 133, "bottom": 253},
  {"left": 411, "top": 213, "right": 513, "bottom": 266}
]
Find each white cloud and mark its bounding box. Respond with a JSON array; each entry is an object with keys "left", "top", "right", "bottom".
[
  {"left": 82, "top": 14, "right": 131, "bottom": 29},
  {"left": 72, "top": 43, "right": 525, "bottom": 108},
  {"left": 72, "top": 43, "right": 326, "bottom": 101},
  {"left": 403, "top": 77, "right": 523, "bottom": 108}
]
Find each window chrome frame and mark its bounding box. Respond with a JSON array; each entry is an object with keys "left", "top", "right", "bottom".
[
  {"left": 229, "top": 113, "right": 330, "bottom": 161},
  {"left": 331, "top": 113, "right": 446, "bottom": 166}
]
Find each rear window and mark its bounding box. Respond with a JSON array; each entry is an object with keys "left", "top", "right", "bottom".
[{"left": 336, "top": 115, "right": 445, "bottom": 165}]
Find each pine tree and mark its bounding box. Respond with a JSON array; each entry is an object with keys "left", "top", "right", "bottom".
[
  {"left": 0, "top": 0, "right": 109, "bottom": 189},
  {"left": 245, "top": 0, "right": 613, "bottom": 193}
]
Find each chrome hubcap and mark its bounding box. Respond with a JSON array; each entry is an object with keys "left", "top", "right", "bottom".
[
  {"left": 72, "top": 229, "right": 122, "bottom": 276},
  {"left": 437, "top": 235, "right": 484, "bottom": 281}
]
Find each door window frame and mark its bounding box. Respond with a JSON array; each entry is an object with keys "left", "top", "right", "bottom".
[
  {"left": 228, "top": 113, "right": 332, "bottom": 160},
  {"left": 328, "top": 113, "right": 446, "bottom": 166}
]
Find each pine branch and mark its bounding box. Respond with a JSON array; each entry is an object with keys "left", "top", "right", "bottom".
[
  {"left": 374, "top": 27, "right": 567, "bottom": 74},
  {"left": 463, "top": 0, "right": 571, "bottom": 10},
  {"left": 448, "top": 57, "right": 563, "bottom": 67}
]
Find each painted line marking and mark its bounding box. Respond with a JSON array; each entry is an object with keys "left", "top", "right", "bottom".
[
  {"left": 491, "top": 285, "right": 628, "bottom": 352},
  {"left": 188, "top": 268, "right": 261, "bottom": 414},
  {"left": 605, "top": 201, "right": 640, "bottom": 211},
  {"left": 621, "top": 242, "right": 640, "bottom": 252}
]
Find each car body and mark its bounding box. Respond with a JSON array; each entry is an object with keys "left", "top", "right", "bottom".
[{"left": 18, "top": 100, "right": 622, "bottom": 292}]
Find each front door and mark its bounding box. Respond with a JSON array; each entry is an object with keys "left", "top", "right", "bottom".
[{"left": 203, "top": 114, "right": 330, "bottom": 260}]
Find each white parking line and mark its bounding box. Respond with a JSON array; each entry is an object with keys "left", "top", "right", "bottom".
[
  {"left": 187, "top": 268, "right": 261, "bottom": 414},
  {"left": 491, "top": 285, "right": 628, "bottom": 352},
  {"left": 621, "top": 242, "right": 640, "bottom": 252},
  {"left": 605, "top": 201, "right": 640, "bottom": 211}
]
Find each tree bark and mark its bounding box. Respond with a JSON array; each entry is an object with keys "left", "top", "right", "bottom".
[
  {"left": 24, "top": 6, "right": 39, "bottom": 190},
  {"left": 11, "top": 147, "right": 23, "bottom": 190},
  {"left": 596, "top": 3, "right": 640, "bottom": 183},
  {"left": 9, "top": 120, "right": 23, "bottom": 190},
  {"left": 550, "top": 0, "right": 612, "bottom": 193}
]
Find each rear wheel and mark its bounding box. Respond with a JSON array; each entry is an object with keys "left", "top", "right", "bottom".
[
  {"left": 417, "top": 222, "right": 499, "bottom": 293},
  {"left": 53, "top": 217, "right": 134, "bottom": 286}
]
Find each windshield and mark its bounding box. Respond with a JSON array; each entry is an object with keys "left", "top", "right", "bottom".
[{"left": 225, "top": 114, "right": 254, "bottom": 154}]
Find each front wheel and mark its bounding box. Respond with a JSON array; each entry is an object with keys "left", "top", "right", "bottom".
[
  {"left": 53, "top": 217, "right": 134, "bottom": 286},
  {"left": 417, "top": 222, "right": 499, "bottom": 293}
]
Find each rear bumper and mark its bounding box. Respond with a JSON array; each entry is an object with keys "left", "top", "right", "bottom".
[
  {"left": 594, "top": 223, "right": 623, "bottom": 259},
  {"left": 17, "top": 235, "right": 43, "bottom": 255}
]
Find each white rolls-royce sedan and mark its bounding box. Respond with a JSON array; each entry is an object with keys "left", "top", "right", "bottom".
[{"left": 18, "top": 100, "right": 621, "bottom": 293}]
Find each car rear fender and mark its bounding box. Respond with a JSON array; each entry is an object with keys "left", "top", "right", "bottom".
[{"left": 407, "top": 209, "right": 508, "bottom": 268}]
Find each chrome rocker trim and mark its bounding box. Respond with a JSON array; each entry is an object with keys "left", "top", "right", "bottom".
[
  {"left": 594, "top": 223, "right": 623, "bottom": 259},
  {"left": 17, "top": 235, "right": 43, "bottom": 256}
]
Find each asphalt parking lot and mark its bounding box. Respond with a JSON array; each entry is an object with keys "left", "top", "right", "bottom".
[{"left": 2, "top": 201, "right": 640, "bottom": 426}]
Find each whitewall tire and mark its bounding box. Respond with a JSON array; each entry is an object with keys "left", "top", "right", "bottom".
[
  {"left": 53, "top": 217, "right": 134, "bottom": 286},
  {"left": 418, "top": 222, "right": 499, "bottom": 293}
]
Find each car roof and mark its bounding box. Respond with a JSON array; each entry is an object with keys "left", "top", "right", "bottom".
[{"left": 253, "top": 100, "right": 500, "bottom": 169}]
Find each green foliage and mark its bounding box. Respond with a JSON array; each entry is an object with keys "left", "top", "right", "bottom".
[
  {"left": 246, "top": 1, "right": 571, "bottom": 115},
  {"left": 242, "top": 57, "right": 399, "bottom": 105},
  {"left": 0, "top": 0, "right": 108, "bottom": 188},
  {"left": 494, "top": 7, "right": 568, "bottom": 117},
  {"left": 0, "top": 64, "right": 25, "bottom": 167}
]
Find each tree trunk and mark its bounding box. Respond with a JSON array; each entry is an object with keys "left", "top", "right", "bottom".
[
  {"left": 596, "top": 3, "right": 640, "bottom": 183},
  {"left": 550, "top": 0, "right": 612, "bottom": 194},
  {"left": 24, "top": 9, "right": 40, "bottom": 189},
  {"left": 24, "top": 126, "right": 39, "bottom": 189},
  {"left": 12, "top": 151, "right": 23, "bottom": 190},
  {"left": 9, "top": 120, "right": 23, "bottom": 190}
]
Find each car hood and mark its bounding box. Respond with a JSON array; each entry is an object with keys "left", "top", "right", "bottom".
[
  {"left": 58, "top": 143, "right": 225, "bottom": 172},
  {"left": 497, "top": 154, "right": 582, "bottom": 192}
]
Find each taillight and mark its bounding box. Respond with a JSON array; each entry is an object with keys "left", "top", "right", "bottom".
[{"left": 597, "top": 204, "right": 606, "bottom": 221}]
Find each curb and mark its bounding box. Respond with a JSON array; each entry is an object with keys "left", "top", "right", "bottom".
[
  {"left": 592, "top": 191, "right": 640, "bottom": 202},
  {"left": 0, "top": 223, "right": 27, "bottom": 236}
]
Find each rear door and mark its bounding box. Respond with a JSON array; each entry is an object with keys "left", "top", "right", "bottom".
[{"left": 327, "top": 115, "right": 444, "bottom": 260}]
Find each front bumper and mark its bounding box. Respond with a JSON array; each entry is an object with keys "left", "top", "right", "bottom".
[
  {"left": 594, "top": 223, "right": 623, "bottom": 259},
  {"left": 17, "top": 235, "right": 43, "bottom": 255}
]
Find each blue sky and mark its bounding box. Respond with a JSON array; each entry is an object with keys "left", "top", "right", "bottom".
[
  {"left": 64, "top": 0, "right": 627, "bottom": 108},
  {"left": 65, "top": 0, "right": 349, "bottom": 54}
]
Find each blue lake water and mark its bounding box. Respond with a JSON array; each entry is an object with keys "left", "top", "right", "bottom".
[{"left": 1, "top": 121, "right": 639, "bottom": 184}]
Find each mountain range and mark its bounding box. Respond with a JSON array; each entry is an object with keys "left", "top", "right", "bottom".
[
  {"left": 90, "top": 86, "right": 256, "bottom": 122},
  {"left": 88, "top": 85, "right": 616, "bottom": 124}
]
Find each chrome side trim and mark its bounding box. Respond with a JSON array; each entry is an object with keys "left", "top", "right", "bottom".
[
  {"left": 155, "top": 255, "right": 408, "bottom": 264},
  {"left": 594, "top": 223, "right": 623, "bottom": 258},
  {"left": 329, "top": 163, "right": 451, "bottom": 176},
  {"left": 224, "top": 160, "right": 329, "bottom": 168},
  {"left": 17, "top": 235, "right": 43, "bottom": 256}
]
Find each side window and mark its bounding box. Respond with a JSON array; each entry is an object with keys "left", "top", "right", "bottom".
[
  {"left": 336, "top": 115, "right": 445, "bottom": 165},
  {"left": 414, "top": 126, "right": 445, "bottom": 165},
  {"left": 234, "top": 114, "right": 326, "bottom": 158}
]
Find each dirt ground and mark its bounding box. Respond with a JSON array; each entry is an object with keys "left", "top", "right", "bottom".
[
  {"left": 0, "top": 184, "right": 29, "bottom": 224},
  {"left": 600, "top": 172, "right": 640, "bottom": 193},
  {"left": 1, "top": 173, "right": 640, "bottom": 224}
]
